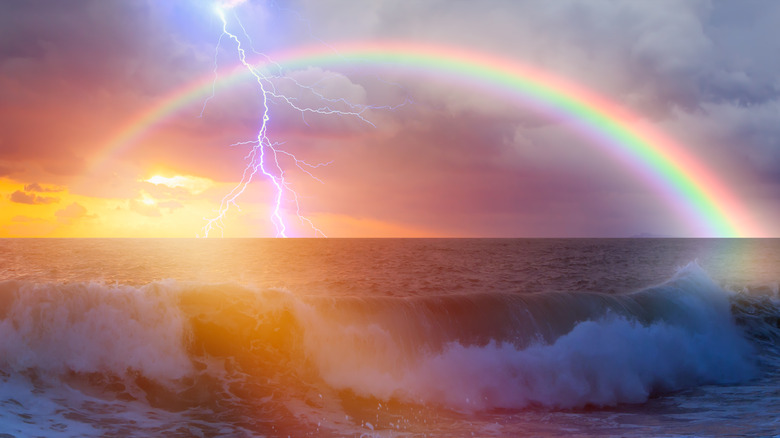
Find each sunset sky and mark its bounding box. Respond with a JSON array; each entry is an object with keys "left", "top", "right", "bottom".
[{"left": 1, "top": 0, "right": 778, "bottom": 237}]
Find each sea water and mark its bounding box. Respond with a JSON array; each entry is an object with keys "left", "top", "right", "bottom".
[{"left": 0, "top": 238, "right": 777, "bottom": 437}]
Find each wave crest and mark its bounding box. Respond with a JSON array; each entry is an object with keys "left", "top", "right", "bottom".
[{"left": 0, "top": 263, "right": 771, "bottom": 412}]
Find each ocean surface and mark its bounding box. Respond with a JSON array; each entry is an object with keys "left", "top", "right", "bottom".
[{"left": 0, "top": 238, "right": 778, "bottom": 437}]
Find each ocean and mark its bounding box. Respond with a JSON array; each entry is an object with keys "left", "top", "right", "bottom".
[{"left": 0, "top": 238, "right": 778, "bottom": 437}]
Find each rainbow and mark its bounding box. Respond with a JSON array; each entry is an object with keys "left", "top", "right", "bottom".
[{"left": 95, "top": 41, "right": 763, "bottom": 237}]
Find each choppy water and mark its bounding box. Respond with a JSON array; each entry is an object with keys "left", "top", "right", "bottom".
[{"left": 0, "top": 238, "right": 778, "bottom": 437}]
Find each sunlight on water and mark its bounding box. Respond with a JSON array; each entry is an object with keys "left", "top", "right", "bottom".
[{"left": 0, "top": 238, "right": 777, "bottom": 436}]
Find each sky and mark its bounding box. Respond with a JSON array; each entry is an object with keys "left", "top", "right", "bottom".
[{"left": 1, "top": 0, "right": 778, "bottom": 238}]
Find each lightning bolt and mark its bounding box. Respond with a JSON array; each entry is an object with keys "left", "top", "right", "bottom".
[{"left": 200, "top": 5, "right": 393, "bottom": 237}]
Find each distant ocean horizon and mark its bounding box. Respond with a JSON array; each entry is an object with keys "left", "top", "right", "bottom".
[{"left": 0, "top": 238, "right": 778, "bottom": 436}]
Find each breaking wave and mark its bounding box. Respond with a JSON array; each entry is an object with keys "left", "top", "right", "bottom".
[{"left": 0, "top": 262, "right": 775, "bottom": 434}]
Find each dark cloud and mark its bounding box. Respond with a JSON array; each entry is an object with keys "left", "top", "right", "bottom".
[
  {"left": 0, "top": 0, "right": 210, "bottom": 96},
  {"left": 9, "top": 190, "right": 59, "bottom": 205},
  {"left": 23, "top": 182, "right": 63, "bottom": 193},
  {"left": 703, "top": 1, "right": 780, "bottom": 105},
  {"left": 0, "top": 0, "right": 217, "bottom": 185},
  {"left": 292, "top": 0, "right": 780, "bottom": 118},
  {"left": 1, "top": 0, "right": 777, "bottom": 236},
  {"left": 8, "top": 191, "right": 34, "bottom": 204},
  {"left": 283, "top": 0, "right": 780, "bottom": 235},
  {"left": 290, "top": 108, "right": 663, "bottom": 236},
  {"left": 716, "top": 102, "right": 780, "bottom": 183}
]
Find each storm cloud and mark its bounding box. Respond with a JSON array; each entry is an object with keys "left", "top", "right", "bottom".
[{"left": 1, "top": 0, "right": 778, "bottom": 236}]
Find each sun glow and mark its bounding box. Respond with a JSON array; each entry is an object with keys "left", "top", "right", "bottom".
[
  {"left": 145, "top": 175, "right": 214, "bottom": 194},
  {"left": 140, "top": 193, "right": 156, "bottom": 206}
]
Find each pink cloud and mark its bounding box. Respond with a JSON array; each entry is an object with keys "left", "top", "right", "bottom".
[{"left": 55, "top": 202, "right": 94, "bottom": 224}]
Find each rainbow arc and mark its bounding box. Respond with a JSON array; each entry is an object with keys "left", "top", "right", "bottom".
[{"left": 92, "top": 41, "right": 764, "bottom": 237}]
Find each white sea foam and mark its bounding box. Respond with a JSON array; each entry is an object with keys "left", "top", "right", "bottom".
[
  {"left": 305, "top": 264, "right": 758, "bottom": 410},
  {"left": 0, "top": 264, "right": 765, "bottom": 415},
  {"left": 0, "top": 280, "right": 193, "bottom": 381},
  {"left": 397, "top": 314, "right": 754, "bottom": 410}
]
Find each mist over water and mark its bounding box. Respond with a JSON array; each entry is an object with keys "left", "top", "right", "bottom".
[{"left": 0, "top": 238, "right": 778, "bottom": 437}]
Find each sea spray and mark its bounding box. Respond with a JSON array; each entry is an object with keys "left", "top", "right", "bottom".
[
  {"left": 303, "top": 263, "right": 757, "bottom": 410},
  {"left": 0, "top": 263, "right": 761, "bottom": 411},
  {"left": 0, "top": 280, "right": 193, "bottom": 380},
  {"left": 0, "top": 254, "right": 775, "bottom": 436}
]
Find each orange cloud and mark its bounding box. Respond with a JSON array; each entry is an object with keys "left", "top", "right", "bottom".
[{"left": 54, "top": 202, "right": 94, "bottom": 224}]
